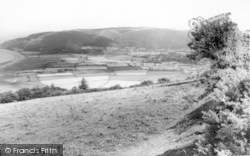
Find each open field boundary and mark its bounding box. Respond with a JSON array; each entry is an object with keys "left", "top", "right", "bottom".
[
  {"left": 114, "top": 70, "right": 148, "bottom": 76},
  {"left": 161, "top": 79, "right": 198, "bottom": 87},
  {"left": 37, "top": 72, "right": 74, "bottom": 77}
]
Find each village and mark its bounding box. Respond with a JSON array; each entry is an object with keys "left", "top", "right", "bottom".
[{"left": 106, "top": 46, "right": 192, "bottom": 56}]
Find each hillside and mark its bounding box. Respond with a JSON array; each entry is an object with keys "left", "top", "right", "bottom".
[
  {"left": 1, "top": 27, "right": 189, "bottom": 54},
  {"left": 0, "top": 83, "right": 205, "bottom": 156}
]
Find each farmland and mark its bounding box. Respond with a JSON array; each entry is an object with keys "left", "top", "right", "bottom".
[
  {"left": 37, "top": 70, "right": 187, "bottom": 89},
  {"left": 0, "top": 50, "right": 196, "bottom": 92}
]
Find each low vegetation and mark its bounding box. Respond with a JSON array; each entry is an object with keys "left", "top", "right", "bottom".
[
  {"left": 158, "top": 77, "right": 171, "bottom": 84},
  {"left": 185, "top": 15, "right": 250, "bottom": 155},
  {"left": 140, "top": 80, "right": 154, "bottom": 86},
  {"left": 1, "top": 78, "right": 159, "bottom": 104},
  {"left": 0, "top": 77, "right": 178, "bottom": 104},
  {"left": 79, "top": 78, "right": 88, "bottom": 90},
  {"left": 0, "top": 85, "right": 66, "bottom": 103}
]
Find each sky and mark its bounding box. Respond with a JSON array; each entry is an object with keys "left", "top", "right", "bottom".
[{"left": 0, "top": 0, "right": 250, "bottom": 43}]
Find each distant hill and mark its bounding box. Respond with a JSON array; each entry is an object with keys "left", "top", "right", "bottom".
[{"left": 1, "top": 27, "right": 190, "bottom": 54}]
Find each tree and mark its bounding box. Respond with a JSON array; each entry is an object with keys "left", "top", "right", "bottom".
[
  {"left": 187, "top": 17, "right": 238, "bottom": 62},
  {"left": 79, "top": 78, "right": 88, "bottom": 90}
]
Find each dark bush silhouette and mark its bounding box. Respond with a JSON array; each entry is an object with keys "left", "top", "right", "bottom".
[
  {"left": 79, "top": 78, "right": 88, "bottom": 90},
  {"left": 158, "top": 78, "right": 171, "bottom": 83},
  {"left": 140, "top": 80, "right": 154, "bottom": 86},
  {"left": 0, "top": 91, "right": 19, "bottom": 103},
  {"left": 187, "top": 18, "right": 237, "bottom": 62},
  {"left": 17, "top": 88, "right": 33, "bottom": 101},
  {"left": 108, "top": 84, "right": 123, "bottom": 90}
]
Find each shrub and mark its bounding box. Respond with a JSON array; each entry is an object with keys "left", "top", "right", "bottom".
[
  {"left": 0, "top": 91, "right": 19, "bottom": 103},
  {"left": 129, "top": 84, "right": 141, "bottom": 88},
  {"left": 108, "top": 84, "right": 123, "bottom": 90},
  {"left": 195, "top": 78, "right": 250, "bottom": 156},
  {"left": 185, "top": 76, "right": 195, "bottom": 80},
  {"left": 70, "top": 87, "right": 81, "bottom": 94},
  {"left": 158, "top": 78, "right": 171, "bottom": 84},
  {"left": 79, "top": 78, "right": 88, "bottom": 90},
  {"left": 190, "top": 14, "right": 250, "bottom": 156},
  {"left": 140, "top": 80, "right": 154, "bottom": 86},
  {"left": 16, "top": 88, "right": 33, "bottom": 101},
  {"left": 31, "top": 86, "right": 48, "bottom": 98},
  {"left": 48, "top": 90, "right": 64, "bottom": 96},
  {"left": 57, "top": 69, "right": 65, "bottom": 73}
]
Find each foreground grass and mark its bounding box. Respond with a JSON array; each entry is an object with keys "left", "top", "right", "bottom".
[{"left": 0, "top": 83, "right": 204, "bottom": 156}]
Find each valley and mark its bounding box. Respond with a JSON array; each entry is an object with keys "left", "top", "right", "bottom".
[{"left": 0, "top": 48, "right": 200, "bottom": 93}]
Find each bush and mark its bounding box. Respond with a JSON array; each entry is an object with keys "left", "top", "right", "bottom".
[
  {"left": 57, "top": 69, "right": 65, "bottom": 73},
  {"left": 0, "top": 91, "right": 19, "bottom": 103},
  {"left": 108, "top": 84, "right": 123, "bottom": 90},
  {"left": 16, "top": 88, "right": 33, "bottom": 101},
  {"left": 48, "top": 90, "right": 64, "bottom": 96},
  {"left": 31, "top": 86, "right": 49, "bottom": 98},
  {"left": 140, "top": 80, "right": 154, "bottom": 86},
  {"left": 79, "top": 78, "right": 88, "bottom": 90},
  {"left": 196, "top": 78, "right": 250, "bottom": 156},
  {"left": 191, "top": 14, "right": 250, "bottom": 156},
  {"left": 158, "top": 77, "right": 171, "bottom": 83},
  {"left": 185, "top": 76, "right": 195, "bottom": 80}
]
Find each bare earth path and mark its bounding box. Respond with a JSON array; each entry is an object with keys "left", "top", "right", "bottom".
[{"left": 112, "top": 128, "right": 198, "bottom": 156}]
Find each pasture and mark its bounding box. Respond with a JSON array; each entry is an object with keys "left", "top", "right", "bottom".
[
  {"left": 0, "top": 74, "right": 44, "bottom": 93},
  {"left": 3, "top": 57, "right": 61, "bottom": 72},
  {"left": 38, "top": 70, "right": 189, "bottom": 90}
]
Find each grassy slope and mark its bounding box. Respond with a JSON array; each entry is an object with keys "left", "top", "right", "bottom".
[
  {"left": 1, "top": 28, "right": 189, "bottom": 52},
  {"left": 0, "top": 83, "right": 204, "bottom": 156}
]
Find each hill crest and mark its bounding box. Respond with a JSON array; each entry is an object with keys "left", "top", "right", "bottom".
[{"left": 1, "top": 27, "right": 190, "bottom": 54}]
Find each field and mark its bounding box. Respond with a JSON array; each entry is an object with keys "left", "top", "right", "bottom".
[
  {"left": 3, "top": 57, "right": 61, "bottom": 72},
  {"left": 0, "top": 83, "right": 205, "bottom": 156},
  {"left": 36, "top": 70, "right": 189, "bottom": 90},
  {"left": 0, "top": 73, "right": 45, "bottom": 93},
  {"left": 0, "top": 50, "right": 192, "bottom": 92}
]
